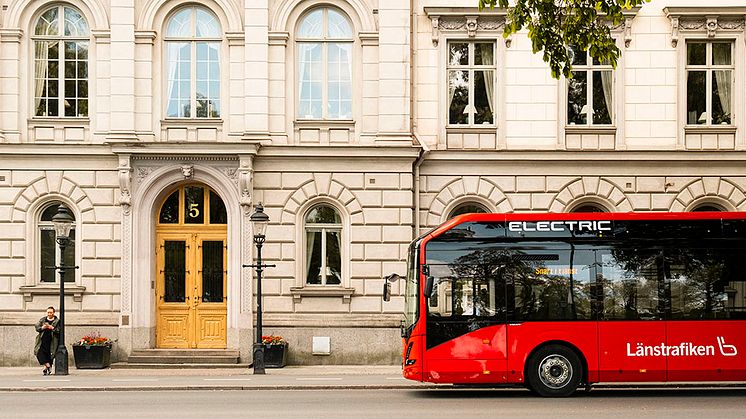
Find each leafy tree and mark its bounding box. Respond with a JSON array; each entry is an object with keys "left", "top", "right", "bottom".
[{"left": 479, "top": 0, "right": 650, "bottom": 78}]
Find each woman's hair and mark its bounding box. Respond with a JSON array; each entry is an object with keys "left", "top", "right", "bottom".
[{"left": 46, "top": 306, "right": 55, "bottom": 312}]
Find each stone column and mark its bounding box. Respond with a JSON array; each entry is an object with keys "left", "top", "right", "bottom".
[
  {"left": 243, "top": 0, "right": 270, "bottom": 141},
  {"left": 107, "top": 0, "right": 137, "bottom": 142},
  {"left": 377, "top": 0, "right": 411, "bottom": 141},
  {"left": 0, "top": 29, "right": 22, "bottom": 142}
]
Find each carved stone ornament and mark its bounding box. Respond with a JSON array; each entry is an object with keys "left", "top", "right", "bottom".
[
  {"left": 238, "top": 157, "right": 253, "bottom": 215},
  {"left": 429, "top": 15, "right": 506, "bottom": 46},
  {"left": 180, "top": 164, "right": 194, "bottom": 180},
  {"left": 118, "top": 155, "right": 133, "bottom": 215},
  {"left": 668, "top": 13, "right": 746, "bottom": 48}
]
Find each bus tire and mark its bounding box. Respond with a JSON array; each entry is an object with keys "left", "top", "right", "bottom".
[{"left": 526, "top": 344, "right": 582, "bottom": 397}]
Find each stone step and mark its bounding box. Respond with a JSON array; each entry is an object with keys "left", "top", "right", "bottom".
[
  {"left": 126, "top": 349, "right": 240, "bottom": 365},
  {"left": 111, "top": 362, "right": 250, "bottom": 369}
]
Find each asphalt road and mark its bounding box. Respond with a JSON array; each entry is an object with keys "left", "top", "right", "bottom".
[{"left": 2, "top": 388, "right": 746, "bottom": 419}]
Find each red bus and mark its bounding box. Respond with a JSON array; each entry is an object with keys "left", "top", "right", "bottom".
[{"left": 391, "top": 212, "right": 746, "bottom": 396}]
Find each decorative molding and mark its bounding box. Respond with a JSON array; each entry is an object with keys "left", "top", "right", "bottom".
[
  {"left": 424, "top": 7, "right": 507, "bottom": 46},
  {"left": 358, "top": 31, "right": 379, "bottom": 46},
  {"left": 268, "top": 31, "right": 289, "bottom": 47},
  {"left": 91, "top": 29, "right": 111, "bottom": 44},
  {"left": 289, "top": 287, "right": 355, "bottom": 304},
  {"left": 118, "top": 154, "right": 132, "bottom": 215},
  {"left": 180, "top": 164, "right": 194, "bottom": 180},
  {"left": 136, "top": 166, "right": 153, "bottom": 182},
  {"left": 665, "top": 7, "right": 746, "bottom": 48},
  {"left": 238, "top": 156, "right": 253, "bottom": 215},
  {"left": 19, "top": 285, "right": 86, "bottom": 303},
  {"left": 225, "top": 31, "right": 244, "bottom": 46},
  {"left": 134, "top": 30, "right": 156, "bottom": 45}
]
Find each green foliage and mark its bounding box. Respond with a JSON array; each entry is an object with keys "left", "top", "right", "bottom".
[{"left": 478, "top": 0, "right": 650, "bottom": 78}]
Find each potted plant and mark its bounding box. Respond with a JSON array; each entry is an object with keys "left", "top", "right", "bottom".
[
  {"left": 262, "top": 335, "right": 288, "bottom": 368},
  {"left": 72, "top": 332, "right": 115, "bottom": 369}
]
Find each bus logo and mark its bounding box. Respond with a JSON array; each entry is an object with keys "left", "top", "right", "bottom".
[
  {"left": 508, "top": 220, "right": 612, "bottom": 233},
  {"left": 626, "top": 337, "right": 737, "bottom": 357}
]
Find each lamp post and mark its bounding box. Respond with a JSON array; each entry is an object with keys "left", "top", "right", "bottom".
[
  {"left": 242, "top": 203, "right": 274, "bottom": 374},
  {"left": 51, "top": 205, "right": 74, "bottom": 376}
]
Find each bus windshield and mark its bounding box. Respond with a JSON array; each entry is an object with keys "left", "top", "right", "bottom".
[{"left": 403, "top": 243, "right": 418, "bottom": 333}]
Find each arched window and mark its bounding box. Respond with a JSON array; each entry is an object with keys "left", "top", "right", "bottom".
[
  {"left": 692, "top": 204, "right": 725, "bottom": 212},
  {"left": 165, "top": 6, "right": 222, "bottom": 118},
  {"left": 570, "top": 203, "right": 608, "bottom": 213},
  {"left": 296, "top": 7, "right": 353, "bottom": 120},
  {"left": 304, "top": 204, "right": 342, "bottom": 285},
  {"left": 33, "top": 5, "right": 90, "bottom": 117},
  {"left": 39, "top": 202, "right": 75, "bottom": 283},
  {"left": 448, "top": 202, "right": 489, "bottom": 218},
  {"left": 158, "top": 185, "right": 227, "bottom": 225}
]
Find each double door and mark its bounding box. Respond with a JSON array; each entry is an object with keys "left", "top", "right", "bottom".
[{"left": 156, "top": 232, "right": 227, "bottom": 348}]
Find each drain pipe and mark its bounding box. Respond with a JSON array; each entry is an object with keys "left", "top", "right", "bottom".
[{"left": 409, "top": 0, "right": 430, "bottom": 237}]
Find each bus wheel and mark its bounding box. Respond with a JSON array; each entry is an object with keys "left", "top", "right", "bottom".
[{"left": 526, "top": 345, "right": 582, "bottom": 397}]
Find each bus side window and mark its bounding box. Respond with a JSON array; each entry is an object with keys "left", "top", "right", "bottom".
[{"left": 602, "top": 248, "right": 663, "bottom": 321}]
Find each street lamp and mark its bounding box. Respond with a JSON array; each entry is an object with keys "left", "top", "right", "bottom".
[
  {"left": 242, "top": 203, "right": 274, "bottom": 374},
  {"left": 51, "top": 205, "right": 74, "bottom": 376}
]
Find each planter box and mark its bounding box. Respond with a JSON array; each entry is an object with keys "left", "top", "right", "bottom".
[
  {"left": 264, "top": 343, "right": 288, "bottom": 368},
  {"left": 72, "top": 344, "right": 112, "bottom": 369}
]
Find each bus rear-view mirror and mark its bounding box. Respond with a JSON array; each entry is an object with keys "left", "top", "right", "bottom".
[{"left": 424, "top": 276, "right": 434, "bottom": 298}]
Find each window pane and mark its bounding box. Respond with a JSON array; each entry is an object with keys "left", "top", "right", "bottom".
[
  {"left": 41, "top": 204, "right": 61, "bottom": 221},
  {"left": 184, "top": 186, "right": 205, "bottom": 224},
  {"left": 327, "top": 43, "right": 352, "bottom": 119},
  {"left": 448, "top": 42, "right": 468, "bottom": 66},
  {"left": 166, "top": 42, "right": 191, "bottom": 118},
  {"left": 712, "top": 42, "right": 731, "bottom": 65},
  {"left": 474, "top": 43, "right": 493, "bottom": 65},
  {"left": 209, "top": 190, "right": 227, "bottom": 224},
  {"left": 40, "top": 229, "right": 56, "bottom": 283},
  {"left": 669, "top": 248, "right": 732, "bottom": 320},
  {"left": 687, "top": 71, "right": 706, "bottom": 125},
  {"left": 63, "top": 229, "right": 75, "bottom": 282},
  {"left": 567, "top": 71, "right": 588, "bottom": 125},
  {"left": 35, "top": 8, "right": 59, "bottom": 36},
  {"left": 592, "top": 70, "right": 612, "bottom": 124},
  {"left": 298, "top": 43, "right": 322, "bottom": 118},
  {"left": 602, "top": 250, "right": 662, "bottom": 320},
  {"left": 325, "top": 231, "right": 342, "bottom": 285},
  {"left": 448, "top": 70, "right": 469, "bottom": 124},
  {"left": 298, "top": 9, "right": 323, "bottom": 38},
  {"left": 305, "top": 205, "right": 341, "bottom": 224},
  {"left": 474, "top": 70, "right": 493, "bottom": 125},
  {"left": 195, "top": 8, "right": 221, "bottom": 38},
  {"left": 687, "top": 42, "right": 706, "bottom": 65},
  {"left": 327, "top": 9, "right": 352, "bottom": 38},
  {"left": 712, "top": 70, "right": 731, "bottom": 125},
  {"left": 201, "top": 241, "right": 224, "bottom": 303},
  {"left": 196, "top": 42, "right": 220, "bottom": 118},
  {"left": 167, "top": 8, "right": 192, "bottom": 37},
  {"left": 164, "top": 241, "right": 186, "bottom": 303},
  {"left": 306, "top": 231, "right": 322, "bottom": 284},
  {"left": 569, "top": 45, "right": 587, "bottom": 66},
  {"left": 159, "top": 191, "right": 179, "bottom": 224},
  {"left": 63, "top": 7, "right": 89, "bottom": 37},
  {"left": 449, "top": 203, "right": 488, "bottom": 218}
]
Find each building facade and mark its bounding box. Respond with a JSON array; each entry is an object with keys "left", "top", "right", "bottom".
[{"left": 1, "top": 0, "right": 746, "bottom": 365}]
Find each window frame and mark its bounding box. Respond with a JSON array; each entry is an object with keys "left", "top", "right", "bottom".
[
  {"left": 295, "top": 6, "right": 354, "bottom": 121},
  {"left": 303, "top": 204, "right": 343, "bottom": 286},
  {"left": 685, "top": 40, "right": 735, "bottom": 127},
  {"left": 445, "top": 40, "right": 497, "bottom": 128},
  {"left": 566, "top": 47, "right": 615, "bottom": 127},
  {"left": 37, "top": 202, "right": 78, "bottom": 284},
  {"left": 163, "top": 5, "right": 223, "bottom": 119},
  {"left": 31, "top": 5, "right": 90, "bottom": 118}
]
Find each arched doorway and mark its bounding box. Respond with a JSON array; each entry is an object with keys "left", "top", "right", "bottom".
[{"left": 155, "top": 184, "right": 228, "bottom": 348}]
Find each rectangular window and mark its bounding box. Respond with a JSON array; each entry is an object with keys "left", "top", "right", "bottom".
[
  {"left": 567, "top": 46, "right": 613, "bottom": 125},
  {"left": 686, "top": 41, "right": 733, "bottom": 125},
  {"left": 40, "top": 227, "right": 75, "bottom": 283},
  {"left": 447, "top": 41, "right": 495, "bottom": 126}
]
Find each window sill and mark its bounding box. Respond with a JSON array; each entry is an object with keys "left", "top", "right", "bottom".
[
  {"left": 289, "top": 286, "right": 355, "bottom": 304},
  {"left": 161, "top": 118, "right": 223, "bottom": 126},
  {"left": 684, "top": 125, "right": 736, "bottom": 134},
  {"left": 446, "top": 126, "right": 496, "bottom": 133},
  {"left": 18, "top": 285, "right": 86, "bottom": 302},
  {"left": 564, "top": 126, "right": 616, "bottom": 135},
  {"left": 28, "top": 117, "right": 90, "bottom": 126},
  {"left": 294, "top": 119, "right": 355, "bottom": 129}
]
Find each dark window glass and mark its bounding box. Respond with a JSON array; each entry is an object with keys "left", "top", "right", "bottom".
[
  {"left": 305, "top": 205, "right": 341, "bottom": 224},
  {"left": 571, "top": 204, "right": 607, "bottom": 213},
  {"left": 687, "top": 42, "right": 706, "bottom": 65},
  {"left": 306, "top": 230, "right": 322, "bottom": 284},
  {"left": 603, "top": 248, "right": 663, "bottom": 320},
  {"left": 201, "top": 240, "right": 224, "bottom": 303},
  {"left": 449, "top": 203, "right": 488, "bottom": 218},
  {"left": 692, "top": 205, "right": 723, "bottom": 212},
  {"left": 159, "top": 191, "right": 179, "bottom": 224},
  {"left": 40, "top": 229, "right": 56, "bottom": 282},
  {"left": 687, "top": 71, "right": 706, "bottom": 124},
  {"left": 209, "top": 190, "right": 227, "bottom": 224},
  {"left": 325, "top": 231, "right": 341, "bottom": 285},
  {"left": 184, "top": 186, "right": 204, "bottom": 224},
  {"left": 567, "top": 71, "right": 587, "bottom": 125},
  {"left": 63, "top": 229, "right": 75, "bottom": 282},
  {"left": 41, "top": 204, "right": 60, "bottom": 221},
  {"left": 164, "top": 240, "right": 186, "bottom": 303}
]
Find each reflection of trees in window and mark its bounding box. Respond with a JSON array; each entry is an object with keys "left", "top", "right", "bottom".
[
  {"left": 668, "top": 248, "right": 732, "bottom": 319},
  {"left": 604, "top": 249, "right": 662, "bottom": 320}
]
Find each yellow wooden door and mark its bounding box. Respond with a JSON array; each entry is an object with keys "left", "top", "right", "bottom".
[
  {"left": 156, "top": 233, "right": 194, "bottom": 348},
  {"left": 194, "top": 234, "right": 227, "bottom": 348}
]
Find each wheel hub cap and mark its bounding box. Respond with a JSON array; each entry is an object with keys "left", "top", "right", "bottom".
[{"left": 538, "top": 355, "right": 572, "bottom": 389}]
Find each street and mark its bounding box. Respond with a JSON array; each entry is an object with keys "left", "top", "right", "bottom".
[{"left": 1, "top": 388, "right": 746, "bottom": 419}]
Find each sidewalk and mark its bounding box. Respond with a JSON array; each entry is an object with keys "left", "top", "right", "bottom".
[{"left": 0, "top": 365, "right": 438, "bottom": 392}]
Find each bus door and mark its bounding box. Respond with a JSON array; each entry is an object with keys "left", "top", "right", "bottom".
[
  {"left": 666, "top": 247, "right": 746, "bottom": 381},
  {"left": 597, "top": 248, "right": 667, "bottom": 382},
  {"left": 424, "top": 261, "right": 508, "bottom": 384}
]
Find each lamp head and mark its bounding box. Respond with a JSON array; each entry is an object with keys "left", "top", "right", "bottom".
[
  {"left": 250, "top": 202, "right": 270, "bottom": 238},
  {"left": 52, "top": 205, "right": 74, "bottom": 240}
]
